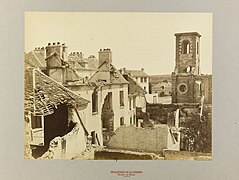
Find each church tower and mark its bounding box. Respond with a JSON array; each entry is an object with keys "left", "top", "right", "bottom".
[
  {"left": 174, "top": 32, "right": 201, "bottom": 75},
  {"left": 172, "top": 32, "right": 202, "bottom": 103}
]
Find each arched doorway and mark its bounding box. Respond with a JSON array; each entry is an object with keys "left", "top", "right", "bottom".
[{"left": 101, "top": 92, "right": 114, "bottom": 146}]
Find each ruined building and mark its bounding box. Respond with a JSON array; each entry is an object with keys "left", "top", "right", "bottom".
[
  {"left": 120, "top": 68, "right": 150, "bottom": 94},
  {"left": 24, "top": 56, "right": 90, "bottom": 159},
  {"left": 171, "top": 32, "right": 212, "bottom": 104}
]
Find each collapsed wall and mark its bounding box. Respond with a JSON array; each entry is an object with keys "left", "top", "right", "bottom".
[{"left": 39, "top": 123, "right": 87, "bottom": 160}]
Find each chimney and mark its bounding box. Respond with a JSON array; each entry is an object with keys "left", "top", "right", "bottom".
[
  {"left": 98, "top": 48, "right": 112, "bottom": 68},
  {"left": 141, "top": 68, "right": 144, "bottom": 71}
]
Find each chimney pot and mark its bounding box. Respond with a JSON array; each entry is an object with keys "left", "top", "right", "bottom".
[
  {"left": 62, "top": 43, "right": 65, "bottom": 45},
  {"left": 48, "top": 43, "right": 51, "bottom": 46},
  {"left": 53, "top": 42, "right": 56, "bottom": 45},
  {"left": 57, "top": 42, "right": 60, "bottom": 45},
  {"left": 141, "top": 68, "right": 144, "bottom": 71}
]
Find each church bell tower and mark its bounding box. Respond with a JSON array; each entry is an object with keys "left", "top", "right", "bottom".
[{"left": 172, "top": 32, "right": 202, "bottom": 103}]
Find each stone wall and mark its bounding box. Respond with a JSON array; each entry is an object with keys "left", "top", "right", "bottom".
[
  {"left": 163, "top": 150, "right": 212, "bottom": 160},
  {"left": 107, "top": 125, "right": 170, "bottom": 154},
  {"left": 95, "top": 149, "right": 164, "bottom": 160}
]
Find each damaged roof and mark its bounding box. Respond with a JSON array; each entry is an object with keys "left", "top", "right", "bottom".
[
  {"left": 89, "top": 61, "right": 129, "bottom": 85},
  {"left": 123, "top": 74, "right": 146, "bottom": 96},
  {"left": 24, "top": 65, "right": 89, "bottom": 116}
]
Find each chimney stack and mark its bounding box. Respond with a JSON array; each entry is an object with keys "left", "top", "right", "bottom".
[{"left": 98, "top": 48, "right": 112, "bottom": 67}]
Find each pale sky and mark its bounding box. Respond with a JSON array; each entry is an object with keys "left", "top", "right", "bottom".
[{"left": 25, "top": 12, "right": 212, "bottom": 75}]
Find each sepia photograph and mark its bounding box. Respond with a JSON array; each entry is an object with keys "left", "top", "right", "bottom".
[{"left": 24, "top": 12, "right": 212, "bottom": 160}]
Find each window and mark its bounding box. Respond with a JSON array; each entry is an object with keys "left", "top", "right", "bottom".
[
  {"left": 144, "top": 77, "right": 147, "bottom": 82},
  {"left": 130, "top": 117, "right": 132, "bottom": 125},
  {"left": 182, "top": 41, "right": 190, "bottom": 54},
  {"left": 133, "top": 96, "right": 136, "bottom": 108},
  {"left": 31, "top": 115, "right": 42, "bottom": 129},
  {"left": 92, "top": 91, "right": 98, "bottom": 113},
  {"left": 129, "top": 97, "right": 132, "bottom": 110},
  {"left": 133, "top": 115, "right": 136, "bottom": 125},
  {"left": 153, "top": 96, "right": 157, "bottom": 103},
  {"left": 141, "top": 77, "right": 143, "bottom": 83},
  {"left": 120, "top": 91, "right": 124, "bottom": 107},
  {"left": 120, "top": 117, "right": 124, "bottom": 126},
  {"left": 178, "top": 83, "right": 188, "bottom": 94},
  {"left": 161, "top": 86, "right": 164, "bottom": 90},
  {"left": 144, "top": 87, "right": 146, "bottom": 91},
  {"left": 197, "top": 42, "right": 199, "bottom": 54}
]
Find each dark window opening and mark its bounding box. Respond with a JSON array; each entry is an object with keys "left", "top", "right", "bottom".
[
  {"left": 197, "top": 42, "right": 199, "bottom": 54},
  {"left": 92, "top": 91, "right": 98, "bottom": 113},
  {"left": 173, "top": 133, "right": 178, "bottom": 142},
  {"left": 31, "top": 115, "right": 42, "bottom": 129},
  {"left": 144, "top": 77, "right": 147, "bottom": 82},
  {"left": 120, "top": 91, "right": 124, "bottom": 107},
  {"left": 91, "top": 131, "right": 96, "bottom": 145},
  {"left": 130, "top": 117, "right": 132, "bottom": 125},
  {"left": 120, "top": 117, "right": 124, "bottom": 126},
  {"left": 129, "top": 97, "right": 132, "bottom": 110},
  {"left": 141, "top": 77, "right": 143, "bottom": 83}
]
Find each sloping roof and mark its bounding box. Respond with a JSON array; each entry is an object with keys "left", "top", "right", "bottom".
[
  {"left": 69, "top": 55, "right": 98, "bottom": 71},
  {"left": 25, "top": 51, "right": 46, "bottom": 68},
  {"left": 125, "top": 69, "right": 149, "bottom": 77},
  {"left": 152, "top": 81, "right": 172, "bottom": 89},
  {"left": 33, "top": 51, "right": 46, "bottom": 67},
  {"left": 24, "top": 66, "right": 89, "bottom": 116},
  {"left": 149, "top": 74, "right": 172, "bottom": 84},
  {"left": 89, "top": 61, "right": 129, "bottom": 85},
  {"left": 123, "top": 74, "right": 146, "bottom": 95}
]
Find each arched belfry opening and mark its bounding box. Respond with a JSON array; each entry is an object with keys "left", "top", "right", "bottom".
[
  {"left": 101, "top": 92, "right": 114, "bottom": 145},
  {"left": 182, "top": 40, "right": 190, "bottom": 54}
]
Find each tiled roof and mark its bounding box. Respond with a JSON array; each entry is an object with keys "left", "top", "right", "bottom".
[
  {"left": 89, "top": 62, "right": 129, "bottom": 85},
  {"left": 25, "top": 51, "right": 46, "bottom": 68},
  {"left": 24, "top": 67, "right": 89, "bottom": 116},
  {"left": 125, "top": 70, "right": 149, "bottom": 77},
  {"left": 123, "top": 74, "right": 146, "bottom": 95}
]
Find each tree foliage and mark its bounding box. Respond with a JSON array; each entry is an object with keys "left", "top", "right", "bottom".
[{"left": 180, "top": 107, "right": 212, "bottom": 153}]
